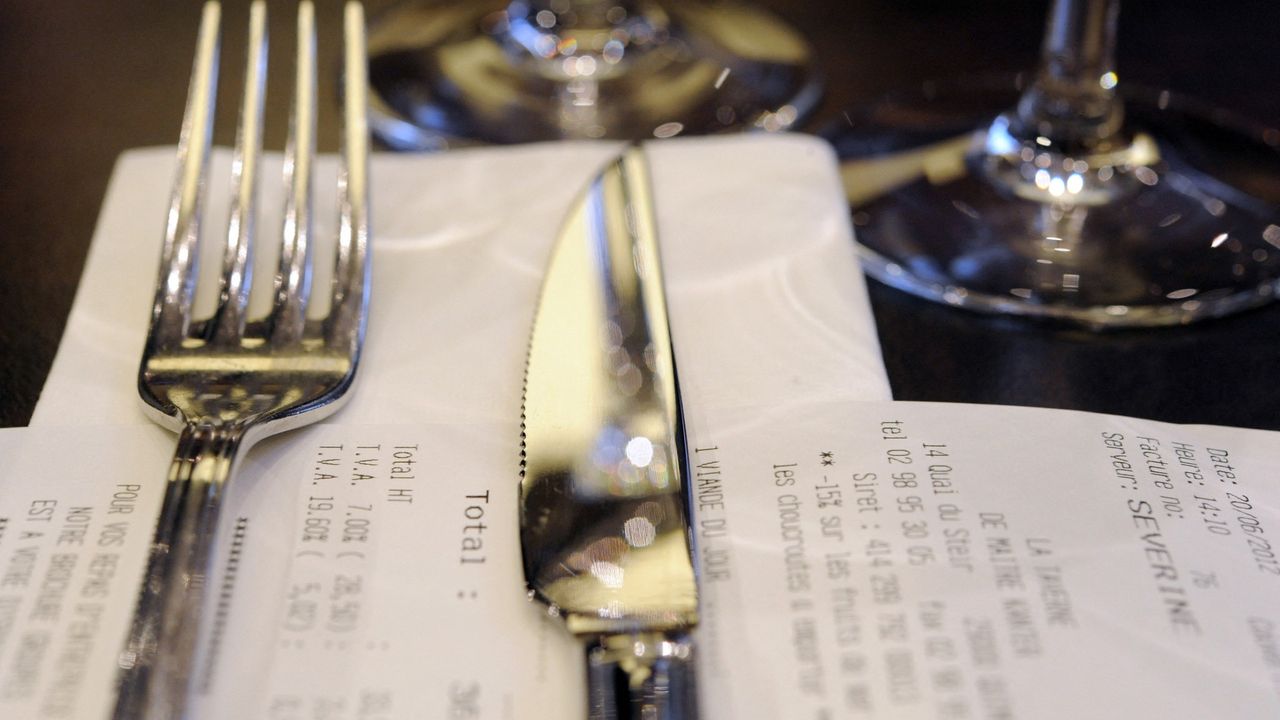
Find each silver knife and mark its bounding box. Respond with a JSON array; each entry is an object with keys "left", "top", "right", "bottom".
[{"left": 520, "top": 146, "right": 699, "bottom": 719}]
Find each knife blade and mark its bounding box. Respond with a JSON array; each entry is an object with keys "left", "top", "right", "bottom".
[{"left": 520, "top": 146, "right": 699, "bottom": 719}]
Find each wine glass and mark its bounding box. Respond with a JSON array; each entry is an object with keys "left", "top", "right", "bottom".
[
  {"left": 834, "top": 0, "right": 1280, "bottom": 328},
  {"left": 363, "top": 0, "right": 822, "bottom": 148}
]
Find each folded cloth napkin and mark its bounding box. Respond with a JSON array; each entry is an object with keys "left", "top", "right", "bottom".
[
  {"left": 22, "top": 135, "right": 890, "bottom": 718},
  {"left": 33, "top": 135, "right": 890, "bottom": 426}
]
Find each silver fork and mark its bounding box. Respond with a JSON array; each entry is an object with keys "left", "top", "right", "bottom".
[{"left": 113, "top": 2, "right": 370, "bottom": 718}]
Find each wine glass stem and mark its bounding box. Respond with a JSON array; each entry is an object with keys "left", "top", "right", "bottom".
[{"left": 1015, "top": 0, "right": 1123, "bottom": 150}]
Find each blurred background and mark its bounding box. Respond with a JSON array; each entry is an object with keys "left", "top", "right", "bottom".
[{"left": 1, "top": 0, "right": 1277, "bottom": 426}]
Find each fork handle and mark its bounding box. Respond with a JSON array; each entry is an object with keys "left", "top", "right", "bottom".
[{"left": 113, "top": 421, "right": 245, "bottom": 720}]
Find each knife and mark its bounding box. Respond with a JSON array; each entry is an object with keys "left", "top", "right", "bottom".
[{"left": 520, "top": 146, "right": 699, "bottom": 720}]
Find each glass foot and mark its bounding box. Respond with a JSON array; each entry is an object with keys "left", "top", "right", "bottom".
[
  {"left": 366, "top": 1, "right": 822, "bottom": 148},
  {"left": 831, "top": 76, "right": 1280, "bottom": 328}
]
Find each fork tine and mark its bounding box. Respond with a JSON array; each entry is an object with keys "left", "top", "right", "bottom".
[
  {"left": 150, "top": 1, "right": 220, "bottom": 349},
  {"left": 208, "top": 0, "right": 267, "bottom": 344},
  {"left": 268, "top": 0, "right": 317, "bottom": 345},
  {"left": 327, "top": 1, "right": 370, "bottom": 351}
]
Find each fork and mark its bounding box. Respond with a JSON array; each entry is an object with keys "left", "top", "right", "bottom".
[{"left": 112, "top": 2, "right": 370, "bottom": 718}]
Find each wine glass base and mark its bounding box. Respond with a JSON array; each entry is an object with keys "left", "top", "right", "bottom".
[
  {"left": 832, "top": 76, "right": 1280, "bottom": 328},
  {"left": 366, "top": 2, "right": 822, "bottom": 148}
]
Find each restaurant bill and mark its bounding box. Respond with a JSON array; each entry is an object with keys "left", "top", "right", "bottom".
[{"left": 2, "top": 399, "right": 1278, "bottom": 718}]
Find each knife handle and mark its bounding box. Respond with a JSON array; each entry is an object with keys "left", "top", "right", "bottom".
[{"left": 586, "top": 632, "right": 698, "bottom": 720}]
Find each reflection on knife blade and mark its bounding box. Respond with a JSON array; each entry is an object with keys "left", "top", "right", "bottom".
[{"left": 520, "top": 146, "right": 699, "bottom": 719}]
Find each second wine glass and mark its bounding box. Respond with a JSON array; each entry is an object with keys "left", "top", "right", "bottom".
[{"left": 836, "top": 0, "right": 1280, "bottom": 328}]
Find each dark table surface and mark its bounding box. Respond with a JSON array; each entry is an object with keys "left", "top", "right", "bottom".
[{"left": 1, "top": 0, "right": 1277, "bottom": 429}]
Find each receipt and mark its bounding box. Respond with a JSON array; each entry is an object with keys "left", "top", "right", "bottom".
[
  {"left": 0, "top": 421, "right": 581, "bottom": 720},
  {"left": 4, "top": 401, "right": 1280, "bottom": 719},
  {"left": 693, "top": 401, "right": 1280, "bottom": 720},
  {"left": 0, "top": 426, "right": 171, "bottom": 719}
]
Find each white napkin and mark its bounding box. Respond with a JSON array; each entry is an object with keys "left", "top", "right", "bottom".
[
  {"left": 17, "top": 137, "right": 888, "bottom": 718},
  {"left": 33, "top": 135, "right": 890, "bottom": 425}
]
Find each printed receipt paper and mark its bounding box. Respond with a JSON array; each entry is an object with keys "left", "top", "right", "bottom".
[{"left": 3, "top": 400, "right": 1280, "bottom": 719}]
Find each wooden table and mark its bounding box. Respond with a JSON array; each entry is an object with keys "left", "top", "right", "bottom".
[{"left": 1, "top": 0, "right": 1277, "bottom": 428}]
